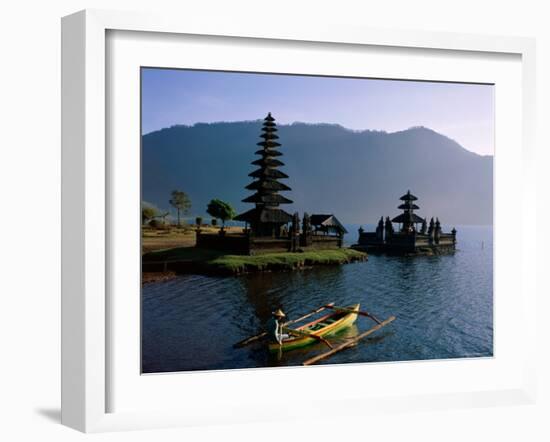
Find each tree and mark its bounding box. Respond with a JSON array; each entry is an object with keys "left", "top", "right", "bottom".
[
  {"left": 142, "top": 202, "right": 158, "bottom": 225},
  {"left": 169, "top": 190, "right": 191, "bottom": 227},
  {"left": 195, "top": 216, "right": 203, "bottom": 226},
  {"left": 206, "top": 199, "right": 236, "bottom": 232}
]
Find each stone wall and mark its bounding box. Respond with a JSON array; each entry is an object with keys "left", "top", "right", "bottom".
[
  {"left": 197, "top": 231, "right": 344, "bottom": 255},
  {"left": 356, "top": 229, "right": 456, "bottom": 255},
  {"left": 249, "top": 238, "right": 292, "bottom": 255},
  {"left": 308, "top": 236, "right": 342, "bottom": 250}
]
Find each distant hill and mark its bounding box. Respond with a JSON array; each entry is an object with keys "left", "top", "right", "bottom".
[{"left": 142, "top": 121, "right": 493, "bottom": 225}]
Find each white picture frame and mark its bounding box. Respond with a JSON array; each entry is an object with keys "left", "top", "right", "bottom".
[{"left": 61, "top": 9, "right": 537, "bottom": 433}]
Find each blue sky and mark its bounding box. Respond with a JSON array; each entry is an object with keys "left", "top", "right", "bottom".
[{"left": 141, "top": 68, "right": 494, "bottom": 156}]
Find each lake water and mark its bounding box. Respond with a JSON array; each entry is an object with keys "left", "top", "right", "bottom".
[{"left": 142, "top": 225, "right": 493, "bottom": 373}]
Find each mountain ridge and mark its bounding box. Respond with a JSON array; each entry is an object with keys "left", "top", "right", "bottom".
[
  {"left": 142, "top": 121, "right": 493, "bottom": 225},
  {"left": 145, "top": 121, "right": 491, "bottom": 157}
]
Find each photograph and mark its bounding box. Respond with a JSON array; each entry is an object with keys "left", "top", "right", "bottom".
[{"left": 140, "top": 68, "right": 494, "bottom": 373}]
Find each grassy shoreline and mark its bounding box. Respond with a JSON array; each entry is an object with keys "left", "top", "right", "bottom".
[{"left": 142, "top": 247, "right": 367, "bottom": 278}]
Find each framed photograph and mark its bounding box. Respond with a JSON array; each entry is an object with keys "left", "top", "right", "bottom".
[{"left": 61, "top": 9, "right": 537, "bottom": 432}]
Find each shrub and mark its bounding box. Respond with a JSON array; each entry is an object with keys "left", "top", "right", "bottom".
[{"left": 149, "top": 219, "right": 170, "bottom": 230}]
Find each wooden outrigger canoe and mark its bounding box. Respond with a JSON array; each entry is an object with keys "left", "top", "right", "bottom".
[
  {"left": 268, "top": 304, "right": 360, "bottom": 352},
  {"left": 233, "top": 301, "right": 395, "bottom": 365}
]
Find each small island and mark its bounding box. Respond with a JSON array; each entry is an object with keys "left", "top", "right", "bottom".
[
  {"left": 143, "top": 247, "right": 366, "bottom": 277},
  {"left": 352, "top": 191, "right": 457, "bottom": 256},
  {"left": 142, "top": 113, "right": 366, "bottom": 281}
]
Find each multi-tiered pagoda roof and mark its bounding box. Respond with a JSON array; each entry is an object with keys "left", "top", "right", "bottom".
[
  {"left": 235, "top": 113, "right": 293, "bottom": 229},
  {"left": 391, "top": 190, "right": 425, "bottom": 225}
]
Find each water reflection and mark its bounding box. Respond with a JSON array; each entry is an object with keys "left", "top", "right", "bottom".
[{"left": 142, "top": 226, "right": 493, "bottom": 373}]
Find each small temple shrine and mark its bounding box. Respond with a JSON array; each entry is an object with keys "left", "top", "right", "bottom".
[
  {"left": 196, "top": 113, "right": 347, "bottom": 255},
  {"left": 353, "top": 191, "right": 457, "bottom": 255}
]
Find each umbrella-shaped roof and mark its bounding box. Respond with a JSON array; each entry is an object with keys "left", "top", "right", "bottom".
[
  {"left": 254, "top": 148, "right": 282, "bottom": 156},
  {"left": 398, "top": 203, "right": 420, "bottom": 210},
  {"left": 245, "top": 179, "right": 291, "bottom": 192},
  {"left": 234, "top": 206, "right": 293, "bottom": 224},
  {"left": 251, "top": 158, "right": 285, "bottom": 167},
  {"left": 248, "top": 168, "right": 289, "bottom": 179},
  {"left": 242, "top": 193, "right": 293, "bottom": 205},
  {"left": 399, "top": 190, "right": 418, "bottom": 201},
  {"left": 256, "top": 140, "right": 281, "bottom": 148},
  {"left": 391, "top": 213, "right": 425, "bottom": 224}
]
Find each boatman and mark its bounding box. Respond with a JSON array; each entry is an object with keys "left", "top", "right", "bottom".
[{"left": 268, "top": 309, "right": 289, "bottom": 345}]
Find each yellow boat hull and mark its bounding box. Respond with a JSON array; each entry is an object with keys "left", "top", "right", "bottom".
[{"left": 269, "top": 304, "right": 360, "bottom": 352}]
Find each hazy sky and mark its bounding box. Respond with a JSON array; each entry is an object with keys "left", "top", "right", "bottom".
[{"left": 142, "top": 68, "right": 494, "bottom": 156}]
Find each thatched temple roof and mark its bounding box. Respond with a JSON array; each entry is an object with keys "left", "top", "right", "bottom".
[
  {"left": 248, "top": 168, "right": 289, "bottom": 179},
  {"left": 242, "top": 193, "right": 293, "bottom": 204},
  {"left": 391, "top": 213, "right": 425, "bottom": 224},
  {"left": 310, "top": 214, "right": 348, "bottom": 234},
  {"left": 399, "top": 190, "right": 418, "bottom": 201},
  {"left": 245, "top": 179, "right": 291, "bottom": 192},
  {"left": 398, "top": 203, "right": 420, "bottom": 210},
  {"left": 237, "top": 113, "right": 293, "bottom": 223},
  {"left": 234, "top": 206, "right": 293, "bottom": 224}
]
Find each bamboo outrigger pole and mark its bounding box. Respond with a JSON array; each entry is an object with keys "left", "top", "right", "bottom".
[
  {"left": 233, "top": 302, "right": 336, "bottom": 348},
  {"left": 302, "top": 316, "right": 396, "bottom": 366},
  {"left": 323, "top": 304, "right": 382, "bottom": 324}
]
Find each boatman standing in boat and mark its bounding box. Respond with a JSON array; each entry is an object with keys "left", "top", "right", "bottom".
[{"left": 268, "top": 309, "right": 289, "bottom": 345}]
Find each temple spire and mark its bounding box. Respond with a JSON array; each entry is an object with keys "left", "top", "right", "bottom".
[
  {"left": 241, "top": 113, "right": 293, "bottom": 206},
  {"left": 234, "top": 113, "right": 293, "bottom": 237},
  {"left": 392, "top": 190, "right": 423, "bottom": 232}
]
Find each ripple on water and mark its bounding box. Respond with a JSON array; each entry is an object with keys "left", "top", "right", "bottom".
[{"left": 142, "top": 226, "right": 493, "bottom": 373}]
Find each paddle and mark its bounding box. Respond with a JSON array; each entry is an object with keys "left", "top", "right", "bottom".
[
  {"left": 233, "top": 302, "right": 335, "bottom": 348},
  {"left": 282, "top": 326, "right": 334, "bottom": 349}
]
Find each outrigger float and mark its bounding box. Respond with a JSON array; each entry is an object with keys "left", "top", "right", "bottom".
[{"left": 234, "top": 302, "right": 396, "bottom": 366}]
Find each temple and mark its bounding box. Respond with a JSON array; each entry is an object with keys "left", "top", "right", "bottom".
[
  {"left": 353, "top": 191, "right": 457, "bottom": 255},
  {"left": 196, "top": 113, "right": 347, "bottom": 255},
  {"left": 234, "top": 112, "right": 293, "bottom": 237}
]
